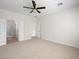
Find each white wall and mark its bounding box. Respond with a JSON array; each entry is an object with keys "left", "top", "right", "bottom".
[
  {"left": 0, "top": 9, "right": 36, "bottom": 42},
  {"left": 38, "top": 6, "right": 79, "bottom": 48}
]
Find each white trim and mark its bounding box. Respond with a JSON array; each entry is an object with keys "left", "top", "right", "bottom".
[
  {"left": 7, "top": 36, "right": 15, "bottom": 38},
  {"left": 19, "top": 37, "right": 32, "bottom": 41},
  {"left": 41, "top": 37, "right": 79, "bottom": 48},
  {"left": 0, "top": 42, "right": 6, "bottom": 46}
]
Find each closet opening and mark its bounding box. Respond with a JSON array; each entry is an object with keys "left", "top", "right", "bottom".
[{"left": 7, "top": 20, "right": 18, "bottom": 44}]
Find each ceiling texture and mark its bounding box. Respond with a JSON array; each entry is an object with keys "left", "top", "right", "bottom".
[{"left": 0, "top": 0, "right": 79, "bottom": 17}]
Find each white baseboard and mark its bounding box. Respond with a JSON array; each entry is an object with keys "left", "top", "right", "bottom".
[
  {"left": 7, "top": 36, "right": 16, "bottom": 38},
  {"left": 19, "top": 37, "right": 32, "bottom": 42},
  {"left": 0, "top": 42, "right": 6, "bottom": 46},
  {"left": 41, "top": 37, "right": 79, "bottom": 48}
]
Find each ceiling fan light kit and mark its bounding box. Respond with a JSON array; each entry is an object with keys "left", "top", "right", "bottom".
[
  {"left": 58, "top": 2, "right": 63, "bottom": 6},
  {"left": 23, "top": 0, "right": 46, "bottom": 13}
]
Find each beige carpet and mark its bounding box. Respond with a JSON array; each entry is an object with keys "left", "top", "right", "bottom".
[{"left": 0, "top": 38, "right": 79, "bottom": 59}]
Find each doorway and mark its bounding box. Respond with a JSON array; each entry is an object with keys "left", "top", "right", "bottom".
[{"left": 7, "top": 20, "right": 18, "bottom": 44}]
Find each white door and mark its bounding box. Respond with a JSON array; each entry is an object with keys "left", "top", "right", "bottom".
[
  {"left": 36, "top": 22, "right": 41, "bottom": 38},
  {"left": 0, "top": 19, "right": 6, "bottom": 46}
]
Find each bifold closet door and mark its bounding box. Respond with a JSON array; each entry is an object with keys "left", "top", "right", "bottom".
[
  {"left": 36, "top": 22, "right": 41, "bottom": 38},
  {"left": 0, "top": 19, "right": 6, "bottom": 46}
]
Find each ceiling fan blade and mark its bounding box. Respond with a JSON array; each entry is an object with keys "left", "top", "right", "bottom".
[
  {"left": 23, "top": 6, "right": 33, "bottom": 9},
  {"left": 37, "top": 7, "right": 46, "bottom": 9},
  {"left": 30, "top": 10, "right": 33, "bottom": 13},
  {"left": 36, "top": 9, "right": 41, "bottom": 13},
  {"left": 32, "top": 0, "right": 36, "bottom": 9}
]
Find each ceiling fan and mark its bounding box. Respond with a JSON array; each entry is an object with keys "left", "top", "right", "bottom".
[{"left": 23, "top": 0, "right": 46, "bottom": 13}]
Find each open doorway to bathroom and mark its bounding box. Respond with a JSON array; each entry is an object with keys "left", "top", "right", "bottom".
[{"left": 7, "top": 20, "right": 18, "bottom": 44}]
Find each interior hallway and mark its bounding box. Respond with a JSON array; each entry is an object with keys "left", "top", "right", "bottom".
[{"left": 0, "top": 38, "right": 79, "bottom": 59}]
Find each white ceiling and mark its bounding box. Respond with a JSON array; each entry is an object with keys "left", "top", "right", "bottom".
[{"left": 0, "top": 0, "right": 79, "bottom": 17}]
